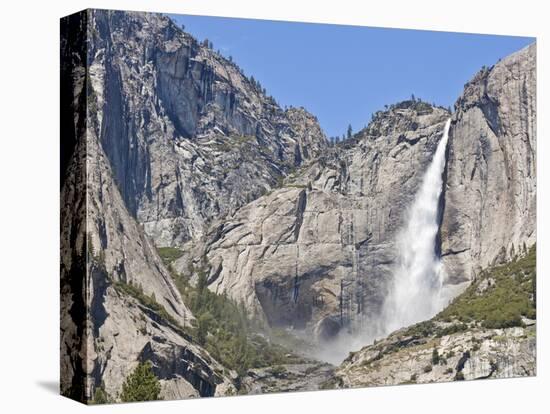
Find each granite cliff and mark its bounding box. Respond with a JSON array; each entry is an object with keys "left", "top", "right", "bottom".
[
  {"left": 88, "top": 10, "right": 327, "bottom": 247},
  {"left": 189, "top": 103, "right": 452, "bottom": 351},
  {"left": 441, "top": 44, "right": 536, "bottom": 285},
  {"left": 61, "top": 11, "right": 237, "bottom": 401},
  {"left": 186, "top": 45, "right": 536, "bottom": 355},
  {"left": 61, "top": 8, "right": 536, "bottom": 403},
  {"left": 61, "top": 9, "right": 328, "bottom": 402}
]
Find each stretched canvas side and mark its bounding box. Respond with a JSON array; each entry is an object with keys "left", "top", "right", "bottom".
[{"left": 60, "top": 9, "right": 91, "bottom": 404}]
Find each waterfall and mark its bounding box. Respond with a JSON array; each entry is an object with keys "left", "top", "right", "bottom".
[
  {"left": 382, "top": 118, "right": 451, "bottom": 333},
  {"left": 314, "top": 119, "right": 452, "bottom": 365}
]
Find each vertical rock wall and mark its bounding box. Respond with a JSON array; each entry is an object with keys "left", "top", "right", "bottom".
[{"left": 441, "top": 44, "right": 536, "bottom": 286}]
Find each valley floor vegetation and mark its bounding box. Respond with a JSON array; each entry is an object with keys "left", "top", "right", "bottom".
[{"left": 161, "top": 251, "right": 305, "bottom": 380}]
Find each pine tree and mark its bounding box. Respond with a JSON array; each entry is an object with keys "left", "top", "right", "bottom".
[
  {"left": 431, "top": 348, "right": 440, "bottom": 365},
  {"left": 120, "top": 362, "right": 161, "bottom": 402},
  {"left": 92, "top": 387, "right": 109, "bottom": 404},
  {"left": 197, "top": 311, "right": 214, "bottom": 345}
]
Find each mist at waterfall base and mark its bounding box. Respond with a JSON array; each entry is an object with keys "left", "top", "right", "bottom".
[{"left": 313, "top": 119, "right": 452, "bottom": 365}]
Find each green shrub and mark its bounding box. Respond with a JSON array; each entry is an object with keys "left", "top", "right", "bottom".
[
  {"left": 120, "top": 361, "right": 161, "bottom": 402},
  {"left": 113, "top": 280, "right": 182, "bottom": 330},
  {"left": 196, "top": 311, "right": 215, "bottom": 345},
  {"left": 437, "top": 245, "right": 536, "bottom": 328},
  {"left": 435, "top": 323, "right": 468, "bottom": 337},
  {"left": 156, "top": 247, "right": 184, "bottom": 265},
  {"left": 403, "top": 320, "right": 436, "bottom": 338},
  {"left": 414, "top": 101, "right": 434, "bottom": 114},
  {"left": 91, "top": 387, "right": 110, "bottom": 404},
  {"left": 431, "top": 348, "right": 440, "bottom": 365}
]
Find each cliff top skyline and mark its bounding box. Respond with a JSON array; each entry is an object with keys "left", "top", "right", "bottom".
[{"left": 168, "top": 13, "right": 533, "bottom": 138}]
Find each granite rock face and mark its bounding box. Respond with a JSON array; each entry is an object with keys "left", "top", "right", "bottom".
[
  {"left": 194, "top": 104, "right": 451, "bottom": 341},
  {"left": 441, "top": 44, "right": 536, "bottom": 285},
  {"left": 87, "top": 10, "right": 327, "bottom": 247},
  {"left": 61, "top": 8, "right": 537, "bottom": 402},
  {"left": 59, "top": 122, "right": 236, "bottom": 401},
  {"left": 61, "top": 11, "right": 236, "bottom": 402},
  {"left": 241, "top": 362, "right": 335, "bottom": 394},
  {"left": 192, "top": 45, "right": 537, "bottom": 345},
  {"left": 335, "top": 324, "right": 536, "bottom": 387}
]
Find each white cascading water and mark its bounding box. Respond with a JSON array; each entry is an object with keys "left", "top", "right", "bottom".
[
  {"left": 315, "top": 119, "right": 453, "bottom": 365},
  {"left": 382, "top": 118, "right": 452, "bottom": 334}
]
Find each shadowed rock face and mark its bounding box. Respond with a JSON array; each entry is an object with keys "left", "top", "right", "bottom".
[
  {"left": 60, "top": 100, "right": 236, "bottom": 401},
  {"left": 441, "top": 44, "right": 536, "bottom": 286},
  {"left": 61, "top": 10, "right": 237, "bottom": 402},
  {"left": 87, "top": 10, "right": 327, "bottom": 247}
]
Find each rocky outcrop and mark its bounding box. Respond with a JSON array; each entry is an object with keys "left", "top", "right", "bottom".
[
  {"left": 335, "top": 324, "right": 535, "bottom": 387},
  {"left": 86, "top": 10, "right": 327, "bottom": 248},
  {"left": 241, "top": 362, "right": 334, "bottom": 394},
  {"left": 93, "top": 282, "right": 236, "bottom": 400},
  {"left": 441, "top": 44, "right": 536, "bottom": 285},
  {"left": 85, "top": 123, "right": 189, "bottom": 327},
  {"left": 190, "top": 103, "right": 451, "bottom": 342},
  {"left": 81, "top": 123, "right": 238, "bottom": 400}
]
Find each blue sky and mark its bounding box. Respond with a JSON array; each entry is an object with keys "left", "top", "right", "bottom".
[{"left": 168, "top": 14, "right": 534, "bottom": 138}]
